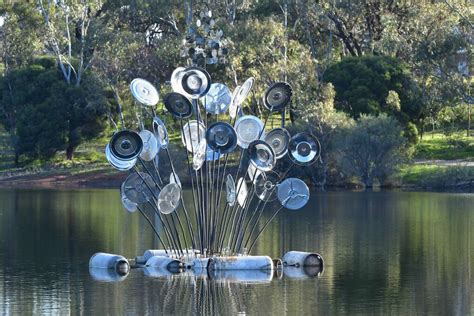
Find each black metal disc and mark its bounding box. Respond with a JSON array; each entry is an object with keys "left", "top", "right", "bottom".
[
  {"left": 180, "top": 67, "right": 211, "bottom": 99},
  {"left": 206, "top": 122, "right": 238, "bottom": 154},
  {"left": 110, "top": 130, "right": 143, "bottom": 160},
  {"left": 264, "top": 128, "right": 291, "bottom": 159},
  {"left": 288, "top": 132, "right": 321, "bottom": 166},
  {"left": 248, "top": 140, "right": 276, "bottom": 172},
  {"left": 263, "top": 82, "right": 293, "bottom": 111},
  {"left": 164, "top": 92, "right": 192, "bottom": 119}
]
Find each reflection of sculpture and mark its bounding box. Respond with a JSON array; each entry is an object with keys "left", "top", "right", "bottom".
[{"left": 94, "top": 65, "right": 323, "bottom": 282}]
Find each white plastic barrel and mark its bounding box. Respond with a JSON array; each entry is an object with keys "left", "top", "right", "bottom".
[
  {"left": 89, "top": 252, "right": 130, "bottom": 275},
  {"left": 208, "top": 269, "right": 273, "bottom": 283},
  {"left": 192, "top": 258, "right": 211, "bottom": 272},
  {"left": 283, "top": 266, "right": 324, "bottom": 279},
  {"left": 282, "top": 251, "right": 323, "bottom": 268},
  {"left": 143, "top": 266, "right": 174, "bottom": 278},
  {"left": 208, "top": 256, "right": 273, "bottom": 271},
  {"left": 89, "top": 267, "right": 128, "bottom": 282},
  {"left": 145, "top": 255, "right": 182, "bottom": 271}
]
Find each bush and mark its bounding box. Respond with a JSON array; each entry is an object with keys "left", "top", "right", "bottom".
[{"left": 337, "top": 114, "right": 408, "bottom": 188}]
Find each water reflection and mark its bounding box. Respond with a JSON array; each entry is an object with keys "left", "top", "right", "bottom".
[{"left": 0, "top": 189, "right": 472, "bottom": 314}]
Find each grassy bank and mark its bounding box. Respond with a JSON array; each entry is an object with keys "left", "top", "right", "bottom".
[{"left": 414, "top": 132, "right": 474, "bottom": 161}]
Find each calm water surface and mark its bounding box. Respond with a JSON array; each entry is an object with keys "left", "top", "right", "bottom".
[{"left": 0, "top": 189, "right": 472, "bottom": 315}]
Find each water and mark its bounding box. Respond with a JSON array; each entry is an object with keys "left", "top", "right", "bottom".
[{"left": 0, "top": 189, "right": 472, "bottom": 315}]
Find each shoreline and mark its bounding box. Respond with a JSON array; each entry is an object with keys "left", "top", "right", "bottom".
[{"left": 0, "top": 168, "right": 472, "bottom": 192}]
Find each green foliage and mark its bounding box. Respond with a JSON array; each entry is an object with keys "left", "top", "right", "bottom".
[
  {"left": 0, "top": 57, "right": 111, "bottom": 161},
  {"left": 325, "top": 55, "right": 424, "bottom": 123},
  {"left": 295, "top": 83, "right": 354, "bottom": 186},
  {"left": 337, "top": 114, "right": 408, "bottom": 187},
  {"left": 414, "top": 132, "right": 474, "bottom": 160}
]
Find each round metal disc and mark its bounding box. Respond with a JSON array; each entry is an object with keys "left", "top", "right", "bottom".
[
  {"left": 247, "top": 162, "right": 262, "bottom": 182},
  {"left": 236, "top": 177, "right": 248, "bottom": 207},
  {"left": 109, "top": 130, "right": 143, "bottom": 160},
  {"left": 203, "top": 83, "right": 232, "bottom": 114},
  {"left": 169, "top": 172, "right": 182, "bottom": 188},
  {"left": 171, "top": 67, "right": 186, "bottom": 95},
  {"left": 164, "top": 92, "right": 192, "bottom": 119},
  {"left": 264, "top": 82, "right": 292, "bottom": 111},
  {"left": 152, "top": 117, "right": 169, "bottom": 149},
  {"left": 193, "top": 138, "right": 207, "bottom": 170},
  {"left": 234, "top": 115, "right": 265, "bottom": 149},
  {"left": 234, "top": 77, "right": 254, "bottom": 107},
  {"left": 206, "top": 122, "right": 238, "bottom": 154},
  {"left": 277, "top": 178, "right": 310, "bottom": 210},
  {"left": 288, "top": 133, "right": 321, "bottom": 165},
  {"left": 182, "top": 120, "right": 206, "bottom": 152},
  {"left": 226, "top": 174, "right": 236, "bottom": 206},
  {"left": 122, "top": 172, "right": 159, "bottom": 204},
  {"left": 264, "top": 128, "right": 290, "bottom": 159},
  {"left": 248, "top": 140, "right": 276, "bottom": 172},
  {"left": 130, "top": 78, "right": 159, "bottom": 106},
  {"left": 254, "top": 171, "right": 279, "bottom": 201},
  {"left": 105, "top": 144, "right": 136, "bottom": 171},
  {"left": 121, "top": 181, "right": 138, "bottom": 212},
  {"left": 229, "top": 85, "right": 241, "bottom": 119},
  {"left": 157, "top": 183, "right": 181, "bottom": 214},
  {"left": 180, "top": 67, "right": 211, "bottom": 99},
  {"left": 139, "top": 130, "right": 159, "bottom": 161}
]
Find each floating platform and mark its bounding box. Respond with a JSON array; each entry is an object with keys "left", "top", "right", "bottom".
[{"left": 89, "top": 250, "right": 324, "bottom": 282}]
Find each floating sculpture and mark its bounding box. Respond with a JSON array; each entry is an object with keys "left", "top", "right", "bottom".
[{"left": 91, "top": 65, "right": 323, "bottom": 282}]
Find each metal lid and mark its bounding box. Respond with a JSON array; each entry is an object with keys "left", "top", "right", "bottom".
[
  {"left": 226, "top": 174, "right": 236, "bottom": 206},
  {"left": 234, "top": 77, "right": 254, "bottom": 107},
  {"left": 203, "top": 83, "right": 232, "bottom": 114},
  {"left": 152, "top": 117, "right": 169, "bottom": 149},
  {"left": 180, "top": 67, "right": 211, "bottom": 99},
  {"left": 122, "top": 172, "right": 159, "bottom": 204},
  {"left": 264, "top": 128, "right": 290, "bottom": 159},
  {"left": 120, "top": 181, "right": 138, "bottom": 212},
  {"left": 139, "top": 130, "right": 159, "bottom": 161},
  {"left": 236, "top": 177, "right": 248, "bottom": 207},
  {"left": 109, "top": 130, "right": 143, "bottom": 160},
  {"left": 248, "top": 140, "right": 276, "bottom": 172},
  {"left": 234, "top": 115, "right": 264, "bottom": 149},
  {"left": 255, "top": 171, "right": 279, "bottom": 201},
  {"left": 157, "top": 183, "right": 181, "bottom": 214},
  {"left": 182, "top": 120, "right": 206, "bottom": 153},
  {"left": 206, "top": 122, "right": 238, "bottom": 154},
  {"left": 105, "top": 144, "right": 137, "bottom": 171},
  {"left": 263, "top": 82, "right": 292, "bottom": 111},
  {"left": 130, "top": 78, "right": 159, "bottom": 106},
  {"left": 171, "top": 67, "right": 186, "bottom": 95},
  {"left": 164, "top": 92, "right": 192, "bottom": 119},
  {"left": 288, "top": 133, "right": 321, "bottom": 165},
  {"left": 192, "top": 138, "right": 207, "bottom": 170},
  {"left": 277, "top": 178, "right": 310, "bottom": 210},
  {"left": 229, "top": 85, "right": 241, "bottom": 119}
]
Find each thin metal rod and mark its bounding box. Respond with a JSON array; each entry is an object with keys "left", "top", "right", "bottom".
[
  {"left": 133, "top": 167, "right": 181, "bottom": 255},
  {"left": 179, "top": 118, "right": 201, "bottom": 251},
  {"left": 137, "top": 205, "right": 168, "bottom": 253},
  {"left": 247, "top": 205, "right": 285, "bottom": 254}
]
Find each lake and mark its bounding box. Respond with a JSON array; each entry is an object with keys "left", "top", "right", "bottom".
[{"left": 0, "top": 189, "right": 472, "bottom": 314}]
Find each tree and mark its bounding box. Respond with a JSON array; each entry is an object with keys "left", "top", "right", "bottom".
[
  {"left": 324, "top": 55, "right": 425, "bottom": 141},
  {"left": 0, "top": 2, "right": 44, "bottom": 164},
  {"left": 0, "top": 57, "right": 111, "bottom": 161},
  {"left": 296, "top": 83, "right": 354, "bottom": 187},
  {"left": 337, "top": 114, "right": 408, "bottom": 188}
]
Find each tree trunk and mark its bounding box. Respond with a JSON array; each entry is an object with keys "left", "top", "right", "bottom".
[
  {"left": 66, "top": 144, "right": 75, "bottom": 160},
  {"left": 14, "top": 150, "right": 19, "bottom": 166}
]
